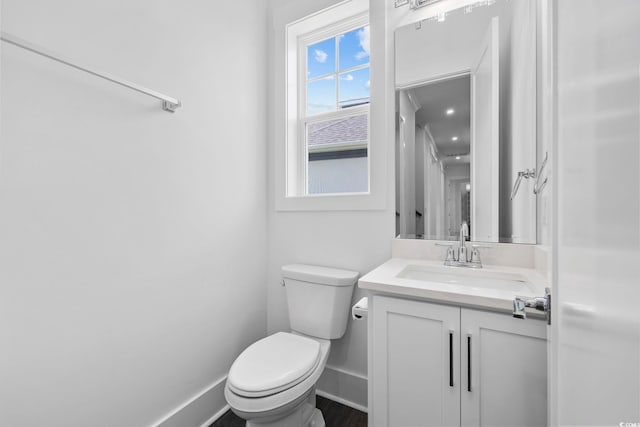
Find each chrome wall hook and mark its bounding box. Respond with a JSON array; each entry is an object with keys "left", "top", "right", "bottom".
[
  {"left": 533, "top": 152, "right": 549, "bottom": 195},
  {"left": 510, "top": 169, "right": 536, "bottom": 200}
]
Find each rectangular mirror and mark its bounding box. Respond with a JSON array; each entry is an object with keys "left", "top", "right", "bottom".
[{"left": 395, "top": 0, "right": 538, "bottom": 244}]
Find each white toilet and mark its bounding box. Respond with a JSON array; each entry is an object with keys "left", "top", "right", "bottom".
[{"left": 224, "top": 264, "right": 359, "bottom": 427}]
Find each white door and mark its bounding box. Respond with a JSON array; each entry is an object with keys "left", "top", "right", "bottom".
[
  {"left": 470, "top": 17, "right": 499, "bottom": 242},
  {"left": 460, "top": 309, "right": 547, "bottom": 427},
  {"left": 371, "top": 296, "right": 460, "bottom": 427},
  {"left": 552, "top": 0, "right": 640, "bottom": 425}
]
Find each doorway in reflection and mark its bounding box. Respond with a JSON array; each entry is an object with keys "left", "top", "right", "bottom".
[{"left": 397, "top": 75, "right": 472, "bottom": 240}]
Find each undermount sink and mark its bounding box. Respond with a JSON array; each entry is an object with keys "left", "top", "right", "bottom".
[{"left": 396, "top": 264, "right": 535, "bottom": 294}]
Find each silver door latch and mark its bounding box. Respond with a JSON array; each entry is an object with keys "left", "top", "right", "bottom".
[{"left": 513, "top": 287, "right": 551, "bottom": 325}]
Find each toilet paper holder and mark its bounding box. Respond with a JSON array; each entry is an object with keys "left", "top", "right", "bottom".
[{"left": 352, "top": 297, "right": 368, "bottom": 319}]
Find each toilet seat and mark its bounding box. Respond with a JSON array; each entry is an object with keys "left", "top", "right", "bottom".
[
  {"left": 227, "top": 332, "right": 321, "bottom": 398},
  {"left": 224, "top": 334, "right": 331, "bottom": 418}
]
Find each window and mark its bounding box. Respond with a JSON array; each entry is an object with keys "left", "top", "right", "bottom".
[
  {"left": 303, "top": 25, "right": 370, "bottom": 195},
  {"left": 286, "top": 4, "right": 370, "bottom": 198}
]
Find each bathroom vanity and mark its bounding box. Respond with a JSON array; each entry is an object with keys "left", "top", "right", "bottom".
[
  {"left": 360, "top": 248, "right": 549, "bottom": 427},
  {"left": 368, "top": 0, "right": 550, "bottom": 423}
]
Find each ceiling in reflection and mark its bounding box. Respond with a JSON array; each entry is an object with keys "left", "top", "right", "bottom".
[{"left": 412, "top": 75, "right": 470, "bottom": 159}]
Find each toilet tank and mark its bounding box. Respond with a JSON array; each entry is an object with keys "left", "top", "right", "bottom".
[{"left": 281, "top": 264, "right": 358, "bottom": 340}]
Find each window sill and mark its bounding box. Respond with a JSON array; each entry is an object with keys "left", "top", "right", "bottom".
[{"left": 275, "top": 190, "right": 386, "bottom": 212}]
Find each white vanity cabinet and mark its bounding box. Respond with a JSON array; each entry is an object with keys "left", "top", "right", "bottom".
[
  {"left": 370, "top": 295, "right": 547, "bottom": 427},
  {"left": 371, "top": 296, "right": 461, "bottom": 427}
]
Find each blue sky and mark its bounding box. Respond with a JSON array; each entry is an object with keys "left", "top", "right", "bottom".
[{"left": 307, "top": 26, "right": 370, "bottom": 115}]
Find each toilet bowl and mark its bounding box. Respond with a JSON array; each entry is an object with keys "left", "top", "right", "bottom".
[
  {"left": 224, "top": 264, "right": 358, "bottom": 427},
  {"left": 224, "top": 332, "right": 330, "bottom": 426}
]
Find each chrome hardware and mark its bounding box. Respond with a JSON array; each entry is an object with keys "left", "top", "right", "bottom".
[
  {"left": 469, "top": 244, "right": 492, "bottom": 265},
  {"left": 510, "top": 169, "right": 536, "bottom": 200},
  {"left": 511, "top": 152, "right": 549, "bottom": 200},
  {"left": 444, "top": 259, "right": 483, "bottom": 268},
  {"left": 410, "top": 0, "right": 443, "bottom": 10},
  {"left": 435, "top": 243, "right": 456, "bottom": 262},
  {"left": 436, "top": 225, "right": 490, "bottom": 269},
  {"left": 513, "top": 287, "right": 551, "bottom": 325},
  {"left": 0, "top": 31, "right": 182, "bottom": 113},
  {"left": 395, "top": 0, "right": 444, "bottom": 10},
  {"left": 533, "top": 152, "right": 549, "bottom": 195},
  {"left": 162, "top": 100, "right": 181, "bottom": 113},
  {"left": 458, "top": 222, "right": 469, "bottom": 263}
]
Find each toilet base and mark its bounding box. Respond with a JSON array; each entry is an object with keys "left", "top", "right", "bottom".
[
  {"left": 309, "top": 408, "right": 325, "bottom": 427},
  {"left": 242, "top": 387, "right": 324, "bottom": 427}
]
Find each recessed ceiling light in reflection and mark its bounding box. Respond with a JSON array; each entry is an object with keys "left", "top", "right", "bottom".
[
  {"left": 456, "top": 156, "right": 461, "bottom": 160},
  {"left": 466, "top": 183, "right": 471, "bottom": 191},
  {"left": 446, "top": 108, "right": 455, "bottom": 115},
  {"left": 452, "top": 136, "right": 459, "bottom": 141}
]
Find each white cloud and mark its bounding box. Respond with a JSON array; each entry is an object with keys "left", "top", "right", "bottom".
[
  {"left": 341, "top": 74, "right": 354, "bottom": 81},
  {"left": 314, "top": 49, "right": 328, "bottom": 63},
  {"left": 307, "top": 103, "right": 334, "bottom": 115},
  {"left": 355, "top": 26, "right": 370, "bottom": 60}
]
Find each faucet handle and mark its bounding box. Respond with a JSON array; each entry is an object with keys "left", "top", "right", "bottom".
[
  {"left": 435, "top": 242, "right": 456, "bottom": 262},
  {"left": 469, "top": 244, "right": 492, "bottom": 264}
]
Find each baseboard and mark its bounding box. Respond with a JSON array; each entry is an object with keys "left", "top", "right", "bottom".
[
  {"left": 316, "top": 365, "right": 368, "bottom": 413},
  {"left": 152, "top": 366, "right": 367, "bottom": 426},
  {"left": 153, "top": 375, "right": 229, "bottom": 427},
  {"left": 199, "top": 404, "right": 230, "bottom": 427},
  {"left": 316, "top": 390, "right": 368, "bottom": 414}
]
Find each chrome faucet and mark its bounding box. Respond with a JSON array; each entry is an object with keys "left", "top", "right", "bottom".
[
  {"left": 458, "top": 222, "right": 469, "bottom": 263},
  {"left": 436, "top": 222, "right": 490, "bottom": 268}
]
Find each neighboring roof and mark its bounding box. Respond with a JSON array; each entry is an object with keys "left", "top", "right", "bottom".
[{"left": 308, "top": 114, "right": 368, "bottom": 149}]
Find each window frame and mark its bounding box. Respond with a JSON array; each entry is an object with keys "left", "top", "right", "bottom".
[{"left": 276, "top": 0, "right": 386, "bottom": 211}]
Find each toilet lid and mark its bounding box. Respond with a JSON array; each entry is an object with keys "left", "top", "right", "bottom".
[{"left": 227, "top": 332, "right": 321, "bottom": 398}]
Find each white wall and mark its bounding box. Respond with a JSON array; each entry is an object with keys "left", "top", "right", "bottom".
[
  {"left": 267, "top": 0, "right": 395, "bottom": 410},
  {"left": 0, "top": 1, "right": 268, "bottom": 426}
]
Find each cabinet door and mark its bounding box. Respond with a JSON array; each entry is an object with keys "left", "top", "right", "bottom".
[
  {"left": 461, "top": 309, "right": 547, "bottom": 427},
  {"left": 371, "top": 296, "right": 460, "bottom": 427}
]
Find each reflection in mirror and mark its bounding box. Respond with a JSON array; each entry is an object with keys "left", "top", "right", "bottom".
[{"left": 395, "top": 0, "right": 537, "bottom": 244}]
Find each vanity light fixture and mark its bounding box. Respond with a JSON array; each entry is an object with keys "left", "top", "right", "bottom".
[
  {"left": 452, "top": 136, "right": 459, "bottom": 141},
  {"left": 414, "top": 0, "right": 444, "bottom": 10},
  {"left": 395, "top": 0, "right": 443, "bottom": 10},
  {"left": 446, "top": 108, "right": 455, "bottom": 115}
]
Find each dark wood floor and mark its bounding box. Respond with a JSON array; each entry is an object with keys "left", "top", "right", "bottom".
[{"left": 210, "top": 395, "right": 367, "bottom": 427}]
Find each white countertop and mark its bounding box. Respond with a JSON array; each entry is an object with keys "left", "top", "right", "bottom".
[{"left": 358, "top": 257, "right": 550, "bottom": 314}]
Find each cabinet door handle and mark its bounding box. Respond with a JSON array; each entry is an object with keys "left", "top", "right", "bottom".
[
  {"left": 449, "top": 330, "right": 454, "bottom": 387},
  {"left": 467, "top": 334, "right": 472, "bottom": 392}
]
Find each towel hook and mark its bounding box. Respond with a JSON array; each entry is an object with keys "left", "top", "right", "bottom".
[
  {"left": 510, "top": 169, "right": 536, "bottom": 200},
  {"left": 533, "top": 152, "right": 549, "bottom": 195}
]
